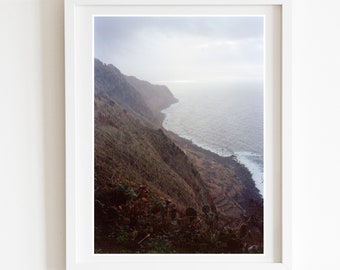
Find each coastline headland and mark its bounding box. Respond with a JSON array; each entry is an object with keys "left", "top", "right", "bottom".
[{"left": 94, "top": 59, "right": 263, "bottom": 253}]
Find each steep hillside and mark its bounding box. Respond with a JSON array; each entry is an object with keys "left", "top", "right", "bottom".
[
  {"left": 94, "top": 59, "right": 263, "bottom": 253},
  {"left": 95, "top": 59, "right": 178, "bottom": 125},
  {"left": 94, "top": 59, "right": 156, "bottom": 125},
  {"left": 168, "top": 132, "right": 263, "bottom": 222},
  {"left": 95, "top": 96, "right": 210, "bottom": 212},
  {"left": 125, "top": 75, "right": 178, "bottom": 121}
]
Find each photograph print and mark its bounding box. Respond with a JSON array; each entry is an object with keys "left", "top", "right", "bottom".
[{"left": 94, "top": 16, "right": 264, "bottom": 254}]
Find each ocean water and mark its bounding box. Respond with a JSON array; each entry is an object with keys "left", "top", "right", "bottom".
[{"left": 162, "top": 82, "right": 264, "bottom": 196}]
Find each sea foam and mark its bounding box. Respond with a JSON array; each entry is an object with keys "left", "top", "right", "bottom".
[{"left": 162, "top": 82, "right": 264, "bottom": 197}]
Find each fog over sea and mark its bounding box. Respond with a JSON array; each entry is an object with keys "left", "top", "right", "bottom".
[{"left": 162, "top": 82, "right": 264, "bottom": 196}]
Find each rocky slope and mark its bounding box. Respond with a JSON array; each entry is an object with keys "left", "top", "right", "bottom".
[
  {"left": 95, "top": 59, "right": 156, "bottom": 125},
  {"left": 95, "top": 96, "right": 210, "bottom": 212},
  {"left": 125, "top": 75, "right": 178, "bottom": 121},
  {"left": 94, "top": 59, "right": 263, "bottom": 253}
]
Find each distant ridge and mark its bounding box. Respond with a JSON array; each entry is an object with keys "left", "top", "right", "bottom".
[
  {"left": 95, "top": 58, "right": 177, "bottom": 126},
  {"left": 125, "top": 75, "right": 178, "bottom": 121}
]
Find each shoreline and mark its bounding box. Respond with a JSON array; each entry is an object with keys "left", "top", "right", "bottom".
[
  {"left": 157, "top": 88, "right": 263, "bottom": 218},
  {"left": 160, "top": 85, "right": 264, "bottom": 198},
  {"left": 163, "top": 128, "right": 263, "bottom": 218},
  {"left": 161, "top": 114, "right": 263, "bottom": 199}
]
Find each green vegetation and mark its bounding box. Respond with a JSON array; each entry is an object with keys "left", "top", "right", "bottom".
[{"left": 95, "top": 178, "right": 263, "bottom": 253}]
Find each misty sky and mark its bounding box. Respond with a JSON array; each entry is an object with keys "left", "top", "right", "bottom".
[{"left": 94, "top": 16, "right": 263, "bottom": 86}]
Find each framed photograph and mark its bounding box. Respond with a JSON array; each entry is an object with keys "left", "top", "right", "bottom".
[{"left": 65, "top": 0, "right": 291, "bottom": 269}]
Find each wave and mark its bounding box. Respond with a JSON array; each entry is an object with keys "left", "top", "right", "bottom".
[
  {"left": 162, "top": 122, "right": 264, "bottom": 197},
  {"left": 234, "top": 152, "right": 263, "bottom": 197},
  {"left": 161, "top": 84, "right": 264, "bottom": 197}
]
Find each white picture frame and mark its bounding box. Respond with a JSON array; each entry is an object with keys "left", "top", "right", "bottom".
[{"left": 65, "top": 0, "right": 291, "bottom": 269}]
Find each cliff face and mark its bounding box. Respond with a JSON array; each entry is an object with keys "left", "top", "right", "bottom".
[
  {"left": 95, "top": 96, "right": 209, "bottom": 212},
  {"left": 94, "top": 59, "right": 263, "bottom": 253},
  {"left": 95, "top": 59, "right": 177, "bottom": 126},
  {"left": 94, "top": 59, "right": 156, "bottom": 125},
  {"left": 94, "top": 59, "right": 211, "bottom": 219},
  {"left": 125, "top": 75, "right": 178, "bottom": 121}
]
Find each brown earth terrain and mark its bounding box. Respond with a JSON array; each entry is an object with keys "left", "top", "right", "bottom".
[
  {"left": 167, "top": 131, "right": 262, "bottom": 224},
  {"left": 94, "top": 59, "right": 263, "bottom": 253}
]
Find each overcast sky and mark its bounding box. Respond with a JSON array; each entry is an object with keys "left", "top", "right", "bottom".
[{"left": 95, "top": 16, "right": 263, "bottom": 86}]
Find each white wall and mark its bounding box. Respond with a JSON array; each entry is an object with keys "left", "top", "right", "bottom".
[
  {"left": 0, "top": 0, "right": 339, "bottom": 269},
  {"left": 292, "top": 1, "right": 340, "bottom": 269},
  {"left": 0, "top": 0, "right": 65, "bottom": 269}
]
